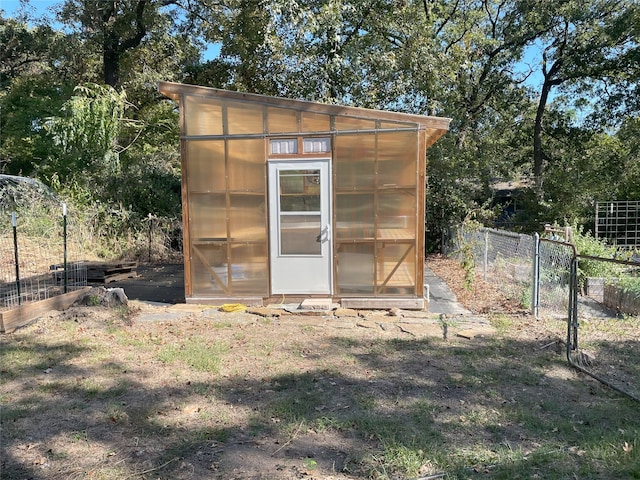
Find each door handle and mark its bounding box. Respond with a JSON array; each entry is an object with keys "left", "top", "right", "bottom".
[{"left": 316, "top": 224, "right": 331, "bottom": 243}]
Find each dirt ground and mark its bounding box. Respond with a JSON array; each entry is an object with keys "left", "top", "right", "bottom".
[{"left": 1, "top": 256, "right": 638, "bottom": 479}]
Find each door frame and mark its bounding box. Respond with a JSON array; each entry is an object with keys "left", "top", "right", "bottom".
[{"left": 268, "top": 158, "right": 333, "bottom": 295}]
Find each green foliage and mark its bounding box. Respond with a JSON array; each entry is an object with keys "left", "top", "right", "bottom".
[
  {"left": 617, "top": 276, "right": 640, "bottom": 297},
  {"left": 572, "top": 226, "right": 630, "bottom": 288},
  {"left": 43, "top": 83, "right": 133, "bottom": 179}
]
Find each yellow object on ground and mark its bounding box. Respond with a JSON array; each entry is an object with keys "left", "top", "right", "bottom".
[{"left": 219, "top": 303, "right": 247, "bottom": 312}]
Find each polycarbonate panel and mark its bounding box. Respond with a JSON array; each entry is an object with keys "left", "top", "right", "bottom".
[
  {"left": 334, "top": 116, "right": 376, "bottom": 131},
  {"left": 186, "top": 140, "right": 225, "bottom": 192},
  {"left": 184, "top": 96, "right": 223, "bottom": 136},
  {"left": 303, "top": 137, "right": 331, "bottom": 153},
  {"left": 335, "top": 193, "right": 374, "bottom": 239},
  {"left": 270, "top": 139, "right": 298, "bottom": 154},
  {"left": 227, "top": 102, "right": 264, "bottom": 135},
  {"left": 229, "top": 194, "right": 267, "bottom": 242},
  {"left": 188, "top": 193, "right": 227, "bottom": 241},
  {"left": 302, "top": 111, "right": 330, "bottom": 132},
  {"left": 334, "top": 134, "right": 375, "bottom": 189},
  {"left": 376, "top": 244, "right": 416, "bottom": 290},
  {"left": 267, "top": 107, "right": 298, "bottom": 133},
  {"left": 229, "top": 243, "right": 268, "bottom": 294},
  {"left": 378, "top": 190, "right": 416, "bottom": 235},
  {"left": 379, "top": 120, "right": 417, "bottom": 130},
  {"left": 377, "top": 131, "right": 418, "bottom": 187},
  {"left": 228, "top": 139, "right": 266, "bottom": 192},
  {"left": 280, "top": 214, "right": 322, "bottom": 255},
  {"left": 336, "top": 244, "right": 374, "bottom": 294},
  {"left": 191, "top": 243, "right": 227, "bottom": 294}
]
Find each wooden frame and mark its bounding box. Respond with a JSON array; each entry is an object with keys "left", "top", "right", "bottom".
[{"left": 159, "top": 82, "right": 450, "bottom": 309}]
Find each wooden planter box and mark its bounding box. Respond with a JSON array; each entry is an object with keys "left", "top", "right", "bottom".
[{"left": 586, "top": 277, "right": 605, "bottom": 303}]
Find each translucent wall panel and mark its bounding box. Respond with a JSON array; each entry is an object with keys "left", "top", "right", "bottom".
[
  {"left": 302, "top": 112, "right": 330, "bottom": 132},
  {"left": 334, "top": 134, "right": 375, "bottom": 189},
  {"left": 336, "top": 244, "right": 374, "bottom": 294},
  {"left": 229, "top": 243, "right": 268, "bottom": 294},
  {"left": 303, "top": 137, "right": 331, "bottom": 153},
  {"left": 376, "top": 244, "right": 415, "bottom": 293},
  {"left": 188, "top": 193, "right": 227, "bottom": 240},
  {"left": 229, "top": 194, "right": 267, "bottom": 242},
  {"left": 267, "top": 107, "right": 298, "bottom": 134},
  {"left": 191, "top": 243, "right": 227, "bottom": 294},
  {"left": 378, "top": 191, "right": 416, "bottom": 234},
  {"left": 228, "top": 139, "right": 266, "bottom": 192},
  {"left": 186, "top": 141, "right": 225, "bottom": 192},
  {"left": 227, "top": 102, "right": 264, "bottom": 135},
  {"left": 334, "top": 116, "right": 376, "bottom": 131},
  {"left": 379, "top": 121, "right": 415, "bottom": 130},
  {"left": 335, "top": 193, "right": 375, "bottom": 239},
  {"left": 184, "top": 96, "right": 223, "bottom": 136},
  {"left": 377, "top": 131, "right": 418, "bottom": 187}
]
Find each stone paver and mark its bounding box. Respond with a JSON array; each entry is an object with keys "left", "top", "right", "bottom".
[{"left": 424, "top": 265, "right": 471, "bottom": 315}]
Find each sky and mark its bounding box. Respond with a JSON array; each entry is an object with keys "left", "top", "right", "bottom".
[{"left": 1, "top": 0, "right": 58, "bottom": 18}]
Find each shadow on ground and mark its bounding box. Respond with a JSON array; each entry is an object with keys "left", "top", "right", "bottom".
[{"left": 108, "top": 263, "right": 185, "bottom": 304}]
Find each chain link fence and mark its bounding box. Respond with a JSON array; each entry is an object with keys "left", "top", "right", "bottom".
[
  {"left": 451, "top": 226, "right": 573, "bottom": 317},
  {"left": 450, "top": 224, "right": 640, "bottom": 401},
  {"left": 568, "top": 255, "right": 640, "bottom": 401}
]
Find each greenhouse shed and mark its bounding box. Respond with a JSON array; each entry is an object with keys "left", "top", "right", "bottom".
[{"left": 159, "top": 82, "right": 450, "bottom": 309}]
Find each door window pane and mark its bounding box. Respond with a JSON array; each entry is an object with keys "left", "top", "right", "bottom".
[
  {"left": 280, "top": 215, "right": 321, "bottom": 255},
  {"left": 279, "top": 170, "right": 320, "bottom": 212}
]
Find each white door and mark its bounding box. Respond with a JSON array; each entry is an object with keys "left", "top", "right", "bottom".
[{"left": 268, "top": 159, "right": 332, "bottom": 294}]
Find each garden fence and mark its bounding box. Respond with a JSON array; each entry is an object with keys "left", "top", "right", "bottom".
[
  {"left": 1, "top": 208, "right": 183, "bottom": 317},
  {"left": 451, "top": 226, "right": 573, "bottom": 317},
  {"left": 451, "top": 225, "right": 640, "bottom": 401},
  {"left": 0, "top": 205, "right": 87, "bottom": 313}
]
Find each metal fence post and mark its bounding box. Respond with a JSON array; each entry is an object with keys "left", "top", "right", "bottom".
[
  {"left": 483, "top": 229, "right": 489, "bottom": 280},
  {"left": 567, "top": 255, "right": 579, "bottom": 357},
  {"left": 12, "top": 212, "right": 21, "bottom": 305},
  {"left": 63, "top": 203, "right": 68, "bottom": 293},
  {"left": 531, "top": 232, "right": 540, "bottom": 318}
]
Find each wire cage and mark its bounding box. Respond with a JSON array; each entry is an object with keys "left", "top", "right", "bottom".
[{"left": 0, "top": 175, "right": 87, "bottom": 313}]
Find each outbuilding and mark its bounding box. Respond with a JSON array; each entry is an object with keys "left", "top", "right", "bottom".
[{"left": 159, "top": 82, "right": 450, "bottom": 309}]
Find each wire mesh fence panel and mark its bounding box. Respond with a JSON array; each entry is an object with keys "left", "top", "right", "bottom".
[
  {"left": 0, "top": 178, "right": 88, "bottom": 313},
  {"left": 488, "top": 229, "right": 533, "bottom": 305},
  {"left": 569, "top": 255, "right": 640, "bottom": 401},
  {"left": 452, "top": 226, "right": 534, "bottom": 309},
  {"left": 537, "top": 239, "right": 575, "bottom": 321}
]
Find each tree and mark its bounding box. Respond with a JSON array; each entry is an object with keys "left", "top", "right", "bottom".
[
  {"left": 524, "top": 0, "right": 640, "bottom": 203},
  {"left": 54, "top": 0, "right": 218, "bottom": 87},
  {"left": 0, "top": 17, "right": 60, "bottom": 88}
]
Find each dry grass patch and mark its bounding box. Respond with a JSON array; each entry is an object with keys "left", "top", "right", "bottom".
[{"left": 1, "top": 261, "right": 640, "bottom": 479}]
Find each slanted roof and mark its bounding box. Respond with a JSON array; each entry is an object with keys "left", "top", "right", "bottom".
[{"left": 158, "top": 82, "right": 450, "bottom": 147}]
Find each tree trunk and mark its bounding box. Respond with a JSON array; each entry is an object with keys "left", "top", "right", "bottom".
[{"left": 533, "top": 78, "right": 551, "bottom": 203}]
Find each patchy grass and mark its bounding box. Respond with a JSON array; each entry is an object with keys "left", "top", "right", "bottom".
[
  {"left": 1, "top": 301, "right": 639, "bottom": 479},
  {"left": 157, "top": 337, "right": 228, "bottom": 373}
]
